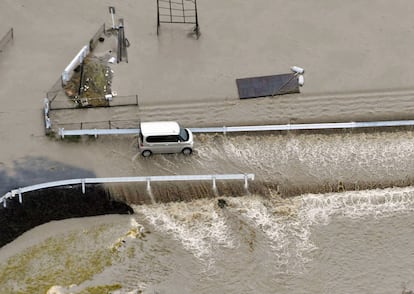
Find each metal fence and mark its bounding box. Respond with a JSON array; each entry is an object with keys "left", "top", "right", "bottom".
[
  {"left": 46, "top": 78, "right": 65, "bottom": 101},
  {"left": 0, "top": 174, "right": 255, "bottom": 207},
  {"left": 157, "top": 0, "right": 199, "bottom": 38},
  {"left": 89, "top": 23, "right": 106, "bottom": 51},
  {"left": 57, "top": 119, "right": 414, "bottom": 138},
  {"left": 58, "top": 119, "right": 141, "bottom": 132},
  {"left": 49, "top": 94, "right": 139, "bottom": 110},
  {"left": 117, "top": 18, "right": 128, "bottom": 63},
  {"left": 0, "top": 28, "right": 13, "bottom": 52}
]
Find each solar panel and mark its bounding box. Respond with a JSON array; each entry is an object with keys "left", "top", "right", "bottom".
[{"left": 236, "top": 73, "right": 300, "bottom": 99}]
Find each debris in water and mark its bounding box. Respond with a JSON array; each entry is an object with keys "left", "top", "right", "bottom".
[
  {"left": 218, "top": 199, "right": 227, "bottom": 209},
  {"left": 63, "top": 56, "right": 113, "bottom": 107}
]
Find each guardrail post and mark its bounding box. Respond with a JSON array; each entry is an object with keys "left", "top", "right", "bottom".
[
  {"left": 223, "top": 126, "right": 227, "bottom": 135},
  {"left": 81, "top": 179, "right": 86, "bottom": 194},
  {"left": 212, "top": 176, "right": 217, "bottom": 190},
  {"left": 146, "top": 177, "right": 151, "bottom": 192},
  {"left": 244, "top": 174, "right": 249, "bottom": 190},
  {"left": 18, "top": 188, "right": 22, "bottom": 203},
  {"left": 2, "top": 199, "right": 6, "bottom": 208}
]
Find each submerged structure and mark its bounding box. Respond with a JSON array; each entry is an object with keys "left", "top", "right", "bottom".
[{"left": 156, "top": 0, "right": 200, "bottom": 38}]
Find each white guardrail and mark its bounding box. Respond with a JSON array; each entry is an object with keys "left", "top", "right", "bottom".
[
  {"left": 0, "top": 174, "right": 255, "bottom": 207},
  {"left": 58, "top": 119, "right": 414, "bottom": 138}
]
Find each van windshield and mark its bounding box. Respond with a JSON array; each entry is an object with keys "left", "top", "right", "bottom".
[{"left": 179, "top": 128, "right": 189, "bottom": 141}]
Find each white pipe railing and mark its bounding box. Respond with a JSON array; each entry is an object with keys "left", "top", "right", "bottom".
[
  {"left": 190, "top": 120, "right": 414, "bottom": 133},
  {"left": 61, "top": 45, "right": 90, "bottom": 85},
  {"left": 59, "top": 128, "right": 140, "bottom": 138},
  {"left": 58, "top": 119, "right": 414, "bottom": 138},
  {"left": 0, "top": 174, "right": 255, "bottom": 207}
]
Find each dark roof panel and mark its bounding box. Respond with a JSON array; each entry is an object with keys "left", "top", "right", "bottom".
[{"left": 236, "top": 73, "right": 300, "bottom": 99}]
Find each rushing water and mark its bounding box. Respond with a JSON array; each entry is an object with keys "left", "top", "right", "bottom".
[
  {"left": 2, "top": 1, "right": 414, "bottom": 293},
  {"left": 1, "top": 187, "right": 414, "bottom": 294},
  {"left": 2, "top": 130, "right": 414, "bottom": 293}
]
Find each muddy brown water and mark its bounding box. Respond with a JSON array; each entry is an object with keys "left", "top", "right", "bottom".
[
  {"left": 4, "top": 129, "right": 414, "bottom": 293},
  {"left": 2, "top": 0, "right": 414, "bottom": 292},
  {"left": 2, "top": 188, "right": 414, "bottom": 294}
]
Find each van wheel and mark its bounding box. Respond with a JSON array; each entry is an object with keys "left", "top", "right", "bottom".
[
  {"left": 182, "top": 148, "right": 192, "bottom": 155},
  {"left": 142, "top": 150, "right": 152, "bottom": 157}
]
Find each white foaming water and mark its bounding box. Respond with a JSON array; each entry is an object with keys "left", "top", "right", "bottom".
[
  {"left": 301, "top": 187, "right": 414, "bottom": 225},
  {"left": 132, "top": 185, "right": 414, "bottom": 275},
  {"left": 195, "top": 131, "right": 414, "bottom": 184},
  {"left": 3, "top": 187, "right": 414, "bottom": 293},
  {"left": 229, "top": 196, "right": 316, "bottom": 272},
  {"left": 134, "top": 200, "right": 235, "bottom": 262}
]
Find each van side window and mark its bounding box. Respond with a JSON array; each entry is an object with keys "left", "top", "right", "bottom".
[{"left": 146, "top": 135, "right": 179, "bottom": 143}]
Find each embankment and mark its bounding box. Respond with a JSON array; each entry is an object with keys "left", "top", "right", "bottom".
[{"left": 0, "top": 185, "right": 132, "bottom": 247}]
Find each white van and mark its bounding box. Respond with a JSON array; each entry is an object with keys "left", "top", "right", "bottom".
[{"left": 138, "top": 121, "right": 194, "bottom": 157}]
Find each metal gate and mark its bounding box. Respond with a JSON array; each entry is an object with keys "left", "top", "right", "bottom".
[{"left": 157, "top": 0, "right": 200, "bottom": 38}]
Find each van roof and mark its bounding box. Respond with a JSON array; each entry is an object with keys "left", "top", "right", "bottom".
[{"left": 140, "top": 121, "right": 180, "bottom": 136}]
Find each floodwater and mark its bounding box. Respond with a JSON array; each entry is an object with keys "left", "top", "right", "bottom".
[
  {"left": 56, "top": 129, "right": 414, "bottom": 200},
  {"left": 1, "top": 130, "right": 414, "bottom": 293},
  {"left": 2, "top": 0, "right": 414, "bottom": 293},
  {"left": 1, "top": 187, "right": 414, "bottom": 293}
]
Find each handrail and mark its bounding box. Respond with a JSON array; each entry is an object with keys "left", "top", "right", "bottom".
[
  {"left": 58, "top": 119, "right": 414, "bottom": 138},
  {"left": 189, "top": 120, "right": 414, "bottom": 133},
  {"left": 59, "top": 128, "right": 140, "bottom": 138},
  {"left": 0, "top": 174, "right": 255, "bottom": 207}
]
